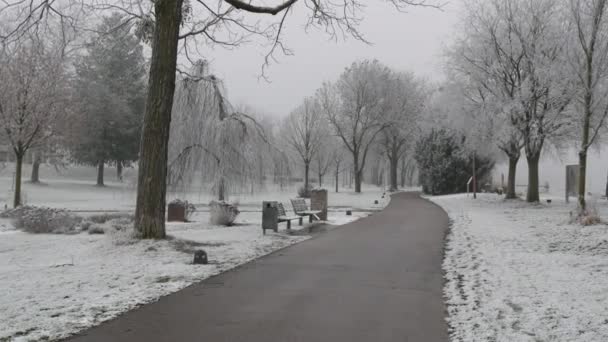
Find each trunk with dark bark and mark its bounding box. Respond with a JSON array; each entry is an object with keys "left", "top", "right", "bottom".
[
  {"left": 335, "top": 164, "right": 339, "bottom": 193},
  {"left": 134, "top": 0, "right": 183, "bottom": 239},
  {"left": 218, "top": 177, "right": 225, "bottom": 201},
  {"left": 97, "top": 161, "right": 105, "bottom": 186},
  {"left": 605, "top": 170, "right": 608, "bottom": 199},
  {"left": 578, "top": 151, "right": 587, "bottom": 210},
  {"left": 389, "top": 151, "right": 398, "bottom": 191},
  {"left": 400, "top": 158, "right": 406, "bottom": 188},
  {"left": 31, "top": 155, "right": 41, "bottom": 183},
  {"left": 506, "top": 155, "right": 519, "bottom": 199},
  {"left": 353, "top": 153, "right": 362, "bottom": 193},
  {"left": 116, "top": 161, "right": 123, "bottom": 182},
  {"left": 526, "top": 154, "right": 540, "bottom": 202},
  {"left": 472, "top": 152, "right": 477, "bottom": 199},
  {"left": 13, "top": 152, "right": 23, "bottom": 208}
]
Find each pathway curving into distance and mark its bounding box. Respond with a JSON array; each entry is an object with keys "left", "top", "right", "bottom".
[{"left": 68, "top": 192, "right": 449, "bottom": 342}]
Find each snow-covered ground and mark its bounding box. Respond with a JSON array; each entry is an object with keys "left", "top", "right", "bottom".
[
  {"left": 0, "top": 166, "right": 389, "bottom": 341},
  {"left": 0, "top": 164, "right": 391, "bottom": 212},
  {"left": 432, "top": 193, "right": 608, "bottom": 342}
]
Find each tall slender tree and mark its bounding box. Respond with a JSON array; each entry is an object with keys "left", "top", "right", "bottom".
[
  {"left": 320, "top": 60, "right": 394, "bottom": 193},
  {"left": 0, "top": 34, "right": 68, "bottom": 207},
  {"left": 72, "top": 13, "right": 146, "bottom": 186},
  {"left": 378, "top": 72, "right": 425, "bottom": 191},
  {"left": 282, "top": 97, "right": 327, "bottom": 193},
  {"left": 567, "top": 0, "right": 608, "bottom": 212}
]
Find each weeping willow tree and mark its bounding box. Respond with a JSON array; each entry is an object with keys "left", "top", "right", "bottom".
[{"left": 168, "top": 61, "right": 270, "bottom": 201}]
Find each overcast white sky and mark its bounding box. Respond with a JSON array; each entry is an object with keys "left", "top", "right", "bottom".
[{"left": 204, "top": 1, "right": 461, "bottom": 117}]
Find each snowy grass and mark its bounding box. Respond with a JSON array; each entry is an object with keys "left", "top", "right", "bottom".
[
  {"left": 0, "top": 179, "right": 384, "bottom": 341},
  {"left": 0, "top": 163, "right": 391, "bottom": 212},
  {"left": 431, "top": 193, "right": 608, "bottom": 342}
]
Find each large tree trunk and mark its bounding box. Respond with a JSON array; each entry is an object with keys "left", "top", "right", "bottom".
[
  {"left": 116, "top": 161, "right": 123, "bottom": 182},
  {"left": 335, "top": 164, "right": 339, "bottom": 193},
  {"left": 505, "top": 155, "right": 519, "bottom": 199},
  {"left": 31, "top": 154, "right": 41, "bottom": 183},
  {"left": 526, "top": 154, "right": 540, "bottom": 203},
  {"left": 97, "top": 161, "right": 105, "bottom": 186},
  {"left": 472, "top": 152, "right": 477, "bottom": 199},
  {"left": 407, "top": 164, "right": 416, "bottom": 187},
  {"left": 134, "top": 0, "right": 183, "bottom": 239},
  {"left": 354, "top": 170, "right": 362, "bottom": 193},
  {"left": 400, "top": 158, "right": 406, "bottom": 188},
  {"left": 218, "top": 177, "right": 225, "bottom": 201},
  {"left": 578, "top": 87, "right": 592, "bottom": 211},
  {"left": 605, "top": 170, "right": 608, "bottom": 199},
  {"left": 578, "top": 150, "right": 588, "bottom": 211},
  {"left": 353, "top": 154, "right": 362, "bottom": 193},
  {"left": 389, "top": 150, "right": 398, "bottom": 191},
  {"left": 13, "top": 152, "right": 23, "bottom": 208}
]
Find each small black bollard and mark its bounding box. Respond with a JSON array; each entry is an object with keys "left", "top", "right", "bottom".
[
  {"left": 374, "top": 200, "right": 379, "bottom": 205},
  {"left": 193, "top": 250, "right": 208, "bottom": 265},
  {"left": 346, "top": 210, "right": 352, "bottom": 216}
]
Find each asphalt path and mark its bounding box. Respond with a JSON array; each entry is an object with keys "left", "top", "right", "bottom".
[{"left": 68, "top": 192, "right": 449, "bottom": 342}]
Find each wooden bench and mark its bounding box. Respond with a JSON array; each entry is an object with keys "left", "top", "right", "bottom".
[
  {"left": 277, "top": 202, "right": 303, "bottom": 230},
  {"left": 262, "top": 202, "right": 302, "bottom": 234},
  {"left": 290, "top": 198, "right": 322, "bottom": 223}
]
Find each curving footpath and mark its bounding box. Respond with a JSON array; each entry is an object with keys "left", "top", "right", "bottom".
[{"left": 68, "top": 192, "right": 449, "bottom": 342}]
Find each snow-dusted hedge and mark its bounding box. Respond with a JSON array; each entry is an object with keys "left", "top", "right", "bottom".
[
  {"left": 209, "top": 200, "right": 239, "bottom": 226},
  {"left": 2, "top": 206, "right": 83, "bottom": 234},
  {"left": 87, "top": 217, "right": 133, "bottom": 235},
  {"left": 88, "top": 212, "right": 133, "bottom": 224},
  {"left": 297, "top": 184, "right": 312, "bottom": 198}
]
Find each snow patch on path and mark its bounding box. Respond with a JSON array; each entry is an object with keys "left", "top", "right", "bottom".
[{"left": 432, "top": 194, "right": 608, "bottom": 342}]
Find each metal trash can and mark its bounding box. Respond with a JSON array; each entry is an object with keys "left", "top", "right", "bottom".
[{"left": 262, "top": 201, "right": 279, "bottom": 234}]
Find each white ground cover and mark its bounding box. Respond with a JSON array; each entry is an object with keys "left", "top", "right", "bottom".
[
  {"left": 0, "top": 193, "right": 381, "bottom": 341},
  {"left": 432, "top": 193, "right": 608, "bottom": 342},
  {"left": 0, "top": 164, "right": 391, "bottom": 212}
]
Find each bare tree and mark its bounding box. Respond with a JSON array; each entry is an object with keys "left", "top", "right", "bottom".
[
  {"left": 455, "top": 0, "right": 573, "bottom": 202},
  {"left": 567, "top": 0, "right": 608, "bottom": 212},
  {"left": 312, "top": 142, "right": 334, "bottom": 188},
  {"left": 508, "top": 0, "right": 573, "bottom": 202},
  {"left": 331, "top": 146, "right": 347, "bottom": 192},
  {"left": 449, "top": 0, "right": 530, "bottom": 199},
  {"left": 1, "top": 0, "right": 441, "bottom": 238},
  {"left": 320, "top": 60, "right": 394, "bottom": 193},
  {"left": 169, "top": 62, "right": 268, "bottom": 206},
  {"left": 378, "top": 72, "right": 425, "bottom": 191},
  {"left": 0, "top": 35, "right": 68, "bottom": 207},
  {"left": 282, "top": 97, "right": 326, "bottom": 192}
]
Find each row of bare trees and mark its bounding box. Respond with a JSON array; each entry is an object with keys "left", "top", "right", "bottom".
[
  {"left": 1, "top": 0, "right": 441, "bottom": 238},
  {"left": 281, "top": 60, "right": 426, "bottom": 194},
  {"left": 0, "top": 14, "right": 147, "bottom": 207},
  {"left": 449, "top": 0, "right": 608, "bottom": 214}
]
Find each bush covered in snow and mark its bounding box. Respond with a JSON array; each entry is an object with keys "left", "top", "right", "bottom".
[
  {"left": 88, "top": 212, "right": 134, "bottom": 224},
  {"left": 297, "top": 184, "right": 312, "bottom": 198},
  {"left": 2, "top": 206, "right": 83, "bottom": 234},
  {"left": 87, "top": 217, "right": 134, "bottom": 235},
  {"left": 209, "top": 200, "right": 239, "bottom": 226},
  {"left": 415, "top": 128, "right": 494, "bottom": 195}
]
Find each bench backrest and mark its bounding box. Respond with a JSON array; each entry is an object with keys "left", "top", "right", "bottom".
[
  {"left": 277, "top": 202, "right": 287, "bottom": 216},
  {"left": 290, "top": 198, "right": 308, "bottom": 214}
]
